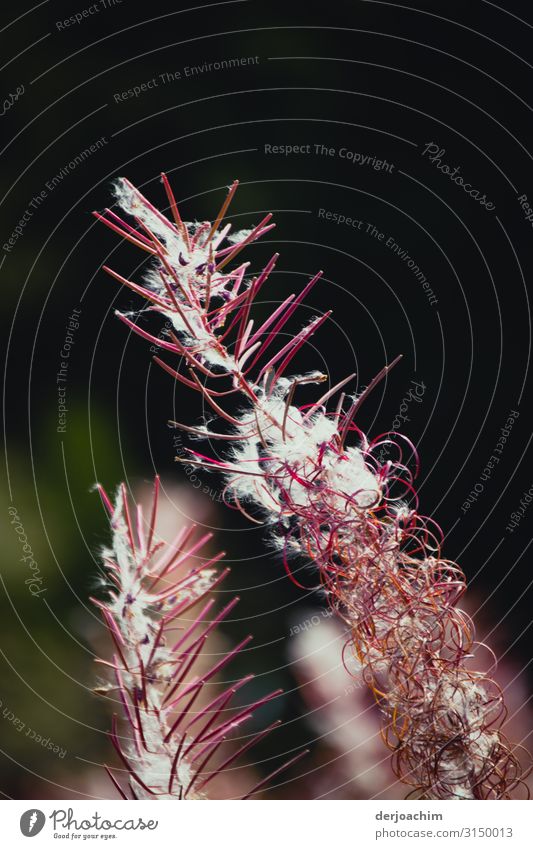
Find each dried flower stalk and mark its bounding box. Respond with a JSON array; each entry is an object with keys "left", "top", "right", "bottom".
[
  {"left": 94, "top": 176, "right": 530, "bottom": 799},
  {"left": 93, "top": 477, "right": 305, "bottom": 799}
]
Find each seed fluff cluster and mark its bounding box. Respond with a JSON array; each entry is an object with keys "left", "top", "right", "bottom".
[
  {"left": 94, "top": 176, "right": 530, "bottom": 799},
  {"left": 93, "top": 476, "right": 304, "bottom": 799}
]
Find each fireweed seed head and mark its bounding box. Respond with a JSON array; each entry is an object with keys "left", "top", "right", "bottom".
[
  {"left": 92, "top": 476, "right": 307, "bottom": 799},
  {"left": 95, "top": 176, "right": 531, "bottom": 799}
]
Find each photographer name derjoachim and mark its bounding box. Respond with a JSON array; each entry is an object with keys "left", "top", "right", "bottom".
[{"left": 375, "top": 810, "right": 443, "bottom": 823}]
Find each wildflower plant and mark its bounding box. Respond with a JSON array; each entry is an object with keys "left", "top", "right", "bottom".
[
  {"left": 93, "top": 477, "right": 305, "bottom": 799},
  {"left": 94, "top": 176, "right": 530, "bottom": 799}
]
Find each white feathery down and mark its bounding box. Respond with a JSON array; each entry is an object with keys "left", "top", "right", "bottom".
[
  {"left": 95, "top": 480, "right": 303, "bottom": 800},
  {"left": 225, "top": 384, "right": 381, "bottom": 531},
  {"left": 114, "top": 178, "right": 256, "bottom": 372},
  {"left": 101, "top": 487, "right": 216, "bottom": 798}
]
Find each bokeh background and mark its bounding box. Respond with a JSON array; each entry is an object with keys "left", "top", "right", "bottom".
[{"left": 2, "top": 0, "right": 533, "bottom": 799}]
